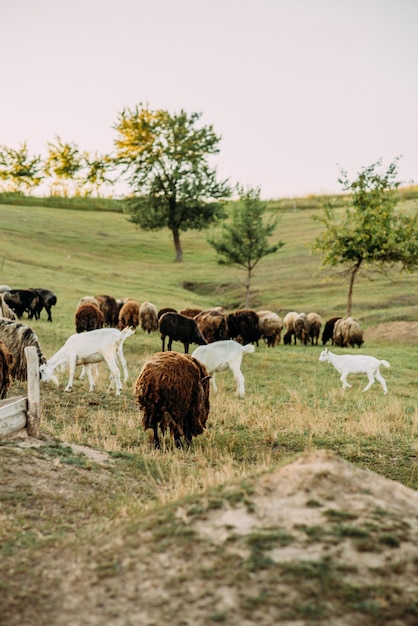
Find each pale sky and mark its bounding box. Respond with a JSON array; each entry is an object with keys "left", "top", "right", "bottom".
[{"left": 1, "top": 0, "right": 417, "bottom": 199}]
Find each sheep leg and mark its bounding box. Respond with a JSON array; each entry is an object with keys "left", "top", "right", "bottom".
[
  {"left": 339, "top": 372, "right": 352, "bottom": 389},
  {"left": 167, "top": 337, "right": 173, "bottom": 351}
]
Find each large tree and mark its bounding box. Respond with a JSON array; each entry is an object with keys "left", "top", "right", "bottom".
[
  {"left": 0, "top": 142, "right": 43, "bottom": 193},
  {"left": 313, "top": 158, "right": 418, "bottom": 315},
  {"left": 113, "top": 105, "right": 231, "bottom": 262},
  {"left": 208, "top": 187, "right": 284, "bottom": 307}
]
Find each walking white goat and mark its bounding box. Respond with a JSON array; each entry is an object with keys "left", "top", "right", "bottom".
[
  {"left": 319, "top": 348, "right": 390, "bottom": 394},
  {"left": 40, "top": 327, "right": 134, "bottom": 395},
  {"left": 192, "top": 339, "right": 255, "bottom": 396}
]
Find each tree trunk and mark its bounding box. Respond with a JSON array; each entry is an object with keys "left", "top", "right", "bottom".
[
  {"left": 244, "top": 268, "right": 252, "bottom": 308},
  {"left": 172, "top": 227, "right": 183, "bottom": 263},
  {"left": 347, "top": 262, "right": 361, "bottom": 316}
]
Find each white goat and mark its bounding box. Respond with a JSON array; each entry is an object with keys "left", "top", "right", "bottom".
[
  {"left": 40, "top": 327, "right": 135, "bottom": 395},
  {"left": 192, "top": 339, "right": 255, "bottom": 396},
  {"left": 319, "top": 348, "right": 390, "bottom": 394}
]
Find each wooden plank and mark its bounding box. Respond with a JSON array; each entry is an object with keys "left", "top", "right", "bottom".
[
  {"left": 25, "top": 346, "right": 40, "bottom": 438},
  {"left": 0, "top": 396, "right": 27, "bottom": 436}
]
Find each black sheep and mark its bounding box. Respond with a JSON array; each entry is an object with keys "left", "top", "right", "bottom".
[{"left": 158, "top": 312, "right": 207, "bottom": 353}]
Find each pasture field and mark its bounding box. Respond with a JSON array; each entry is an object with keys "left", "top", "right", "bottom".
[
  {"left": 1, "top": 199, "right": 418, "bottom": 624},
  {"left": 1, "top": 200, "right": 417, "bottom": 489}
]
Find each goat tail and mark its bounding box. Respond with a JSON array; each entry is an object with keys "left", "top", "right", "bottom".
[
  {"left": 119, "top": 326, "right": 135, "bottom": 344},
  {"left": 242, "top": 344, "right": 256, "bottom": 354},
  {"left": 380, "top": 359, "right": 390, "bottom": 369}
]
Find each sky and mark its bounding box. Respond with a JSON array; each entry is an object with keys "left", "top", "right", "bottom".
[{"left": 1, "top": 0, "right": 417, "bottom": 199}]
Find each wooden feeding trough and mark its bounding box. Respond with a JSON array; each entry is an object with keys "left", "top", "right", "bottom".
[{"left": 0, "top": 346, "right": 41, "bottom": 438}]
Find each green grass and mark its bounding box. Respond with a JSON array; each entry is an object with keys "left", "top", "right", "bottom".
[{"left": 1, "top": 197, "right": 417, "bottom": 581}]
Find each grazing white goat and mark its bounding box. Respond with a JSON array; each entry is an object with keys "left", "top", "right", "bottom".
[
  {"left": 40, "top": 327, "right": 135, "bottom": 395},
  {"left": 319, "top": 348, "right": 390, "bottom": 394},
  {"left": 192, "top": 339, "right": 255, "bottom": 396}
]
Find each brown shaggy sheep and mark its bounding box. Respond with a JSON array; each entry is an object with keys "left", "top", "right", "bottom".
[
  {"left": 75, "top": 303, "right": 105, "bottom": 333},
  {"left": 139, "top": 301, "right": 158, "bottom": 333},
  {"left": 257, "top": 310, "right": 283, "bottom": 347},
  {"left": 134, "top": 351, "right": 211, "bottom": 449},
  {"left": 306, "top": 312, "right": 322, "bottom": 345},
  {"left": 333, "top": 317, "right": 364, "bottom": 348},
  {"left": 194, "top": 309, "right": 229, "bottom": 343},
  {"left": 179, "top": 307, "right": 203, "bottom": 318},
  {"left": 0, "top": 319, "right": 46, "bottom": 381},
  {"left": 0, "top": 340, "right": 14, "bottom": 399},
  {"left": 283, "top": 311, "right": 298, "bottom": 345},
  {"left": 118, "top": 299, "right": 140, "bottom": 330}
]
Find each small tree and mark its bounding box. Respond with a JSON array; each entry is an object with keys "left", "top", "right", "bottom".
[
  {"left": 208, "top": 187, "right": 284, "bottom": 307},
  {"left": 313, "top": 158, "right": 418, "bottom": 315},
  {"left": 0, "top": 142, "right": 43, "bottom": 193},
  {"left": 113, "top": 105, "right": 231, "bottom": 262}
]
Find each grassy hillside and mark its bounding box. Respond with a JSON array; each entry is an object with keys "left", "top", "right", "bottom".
[
  {"left": 1, "top": 198, "right": 418, "bottom": 624},
  {"left": 2, "top": 196, "right": 418, "bottom": 323}
]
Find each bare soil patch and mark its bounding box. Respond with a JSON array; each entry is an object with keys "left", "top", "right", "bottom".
[
  {"left": 365, "top": 321, "right": 418, "bottom": 344},
  {"left": 1, "top": 441, "right": 417, "bottom": 625}
]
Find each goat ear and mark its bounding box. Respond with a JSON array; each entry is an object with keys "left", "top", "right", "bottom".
[{"left": 201, "top": 375, "right": 212, "bottom": 382}]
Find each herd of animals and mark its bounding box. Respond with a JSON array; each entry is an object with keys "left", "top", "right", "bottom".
[{"left": 0, "top": 285, "right": 391, "bottom": 448}]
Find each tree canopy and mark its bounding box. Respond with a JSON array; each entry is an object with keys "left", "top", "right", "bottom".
[
  {"left": 208, "top": 187, "right": 284, "bottom": 307},
  {"left": 313, "top": 158, "right": 418, "bottom": 315},
  {"left": 113, "top": 105, "right": 231, "bottom": 262},
  {"left": 0, "top": 142, "right": 43, "bottom": 193}
]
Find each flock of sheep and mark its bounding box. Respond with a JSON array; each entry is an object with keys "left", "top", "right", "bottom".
[{"left": 1, "top": 286, "right": 388, "bottom": 449}]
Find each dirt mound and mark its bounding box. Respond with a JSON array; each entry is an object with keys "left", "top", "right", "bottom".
[
  {"left": 5, "top": 448, "right": 417, "bottom": 626},
  {"left": 365, "top": 321, "right": 418, "bottom": 344}
]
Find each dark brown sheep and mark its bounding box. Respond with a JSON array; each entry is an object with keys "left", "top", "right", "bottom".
[
  {"left": 0, "top": 340, "right": 14, "bottom": 399},
  {"left": 157, "top": 306, "right": 178, "bottom": 320},
  {"left": 95, "top": 295, "right": 119, "bottom": 327},
  {"left": 75, "top": 303, "right": 105, "bottom": 333},
  {"left": 134, "top": 351, "right": 211, "bottom": 449},
  {"left": 321, "top": 317, "right": 342, "bottom": 346},
  {"left": 227, "top": 309, "right": 260, "bottom": 345},
  {"left": 158, "top": 312, "right": 207, "bottom": 353}
]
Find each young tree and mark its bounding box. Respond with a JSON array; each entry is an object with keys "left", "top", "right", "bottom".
[
  {"left": 208, "top": 187, "right": 284, "bottom": 307},
  {"left": 113, "top": 105, "right": 231, "bottom": 262},
  {"left": 312, "top": 158, "right": 418, "bottom": 315},
  {"left": 0, "top": 142, "right": 43, "bottom": 193}
]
